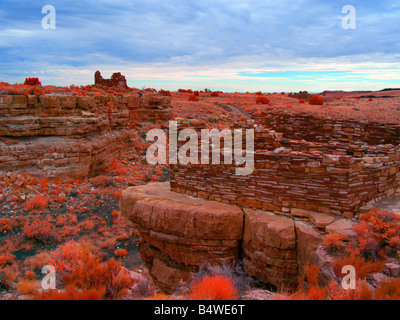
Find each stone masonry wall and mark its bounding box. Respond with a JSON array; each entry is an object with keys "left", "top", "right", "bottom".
[
  {"left": 170, "top": 120, "right": 400, "bottom": 216},
  {"left": 255, "top": 109, "right": 400, "bottom": 145}
]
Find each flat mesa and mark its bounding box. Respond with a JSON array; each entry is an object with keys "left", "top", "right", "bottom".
[{"left": 154, "top": 304, "right": 188, "bottom": 318}]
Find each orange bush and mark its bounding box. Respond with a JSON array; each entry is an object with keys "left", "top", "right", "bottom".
[
  {"left": 309, "top": 95, "right": 324, "bottom": 105},
  {"left": 189, "top": 274, "right": 238, "bottom": 300},
  {"left": 33, "top": 285, "right": 106, "bottom": 300},
  {"left": 0, "top": 217, "right": 18, "bottom": 232},
  {"left": 328, "top": 280, "right": 374, "bottom": 300},
  {"left": 24, "top": 77, "right": 41, "bottom": 86},
  {"left": 51, "top": 241, "right": 86, "bottom": 274},
  {"left": 256, "top": 96, "right": 270, "bottom": 104},
  {"left": 23, "top": 217, "right": 55, "bottom": 243},
  {"left": 90, "top": 175, "right": 114, "bottom": 187},
  {"left": 0, "top": 253, "right": 15, "bottom": 266},
  {"left": 63, "top": 250, "right": 134, "bottom": 300},
  {"left": 188, "top": 94, "right": 199, "bottom": 102},
  {"left": 15, "top": 279, "right": 37, "bottom": 296},
  {"left": 375, "top": 278, "right": 400, "bottom": 300},
  {"left": 23, "top": 195, "right": 49, "bottom": 212},
  {"left": 324, "top": 232, "right": 348, "bottom": 254},
  {"left": 333, "top": 253, "right": 385, "bottom": 280},
  {"left": 354, "top": 209, "right": 400, "bottom": 259}
]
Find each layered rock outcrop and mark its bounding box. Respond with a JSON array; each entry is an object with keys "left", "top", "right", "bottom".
[
  {"left": 120, "top": 182, "right": 243, "bottom": 292},
  {"left": 0, "top": 93, "right": 172, "bottom": 178},
  {"left": 120, "top": 182, "right": 354, "bottom": 293}
]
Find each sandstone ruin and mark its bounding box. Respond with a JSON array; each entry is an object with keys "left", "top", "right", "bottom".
[
  {"left": 94, "top": 70, "right": 129, "bottom": 91},
  {"left": 120, "top": 109, "right": 400, "bottom": 293}
]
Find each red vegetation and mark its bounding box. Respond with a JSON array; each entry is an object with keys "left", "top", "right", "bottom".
[
  {"left": 51, "top": 241, "right": 86, "bottom": 274},
  {"left": 189, "top": 274, "right": 238, "bottom": 300},
  {"left": 24, "top": 77, "right": 42, "bottom": 86},
  {"left": 0, "top": 253, "right": 15, "bottom": 266},
  {"left": 309, "top": 95, "right": 324, "bottom": 106},
  {"left": 33, "top": 285, "right": 106, "bottom": 300},
  {"left": 62, "top": 249, "right": 134, "bottom": 300},
  {"left": 23, "top": 194, "right": 49, "bottom": 212},
  {"left": 23, "top": 216, "right": 55, "bottom": 243},
  {"left": 334, "top": 253, "right": 385, "bottom": 280},
  {"left": 158, "top": 90, "right": 172, "bottom": 97},
  {"left": 188, "top": 94, "right": 200, "bottom": 102},
  {"left": 323, "top": 232, "right": 348, "bottom": 254},
  {"left": 255, "top": 96, "right": 270, "bottom": 105},
  {"left": 375, "top": 278, "right": 400, "bottom": 300},
  {"left": 354, "top": 209, "right": 400, "bottom": 259}
]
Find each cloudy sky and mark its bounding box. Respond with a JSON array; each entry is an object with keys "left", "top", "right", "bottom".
[{"left": 1, "top": 0, "right": 399, "bottom": 92}]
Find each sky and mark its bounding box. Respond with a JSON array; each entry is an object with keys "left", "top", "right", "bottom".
[{"left": 0, "top": 0, "right": 400, "bottom": 92}]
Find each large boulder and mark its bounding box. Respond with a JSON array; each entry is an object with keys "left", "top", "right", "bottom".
[
  {"left": 120, "top": 182, "right": 244, "bottom": 293},
  {"left": 242, "top": 209, "right": 298, "bottom": 289}
]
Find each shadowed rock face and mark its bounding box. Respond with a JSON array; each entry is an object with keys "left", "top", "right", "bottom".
[{"left": 94, "top": 71, "right": 129, "bottom": 90}]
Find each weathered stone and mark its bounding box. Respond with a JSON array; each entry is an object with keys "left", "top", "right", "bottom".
[
  {"left": 295, "top": 221, "right": 324, "bottom": 277},
  {"left": 242, "top": 208, "right": 298, "bottom": 288},
  {"left": 0, "top": 93, "right": 172, "bottom": 178},
  {"left": 325, "top": 219, "right": 356, "bottom": 238},
  {"left": 383, "top": 263, "right": 400, "bottom": 277},
  {"left": 309, "top": 212, "right": 336, "bottom": 229}
]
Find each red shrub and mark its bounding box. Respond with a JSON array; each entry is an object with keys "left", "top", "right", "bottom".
[
  {"left": 324, "top": 232, "right": 348, "bottom": 254},
  {"left": 328, "top": 280, "right": 374, "bottom": 300},
  {"left": 33, "top": 285, "right": 106, "bottom": 300},
  {"left": 333, "top": 253, "right": 385, "bottom": 280},
  {"left": 375, "top": 278, "right": 400, "bottom": 300},
  {"left": 23, "top": 217, "right": 55, "bottom": 243},
  {"left": 189, "top": 274, "right": 238, "bottom": 300},
  {"left": 353, "top": 209, "right": 400, "bottom": 259},
  {"left": 90, "top": 175, "right": 114, "bottom": 187},
  {"left": 158, "top": 89, "right": 172, "bottom": 97},
  {"left": 0, "top": 218, "right": 18, "bottom": 232},
  {"left": 188, "top": 94, "right": 199, "bottom": 102},
  {"left": 23, "top": 195, "right": 49, "bottom": 212},
  {"left": 63, "top": 252, "right": 134, "bottom": 299},
  {"left": 298, "top": 99, "right": 306, "bottom": 104},
  {"left": 256, "top": 96, "right": 270, "bottom": 104},
  {"left": 210, "top": 92, "right": 219, "bottom": 97},
  {"left": 24, "top": 77, "right": 42, "bottom": 86},
  {"left": 51, "top": 241, "right": 86, "bottom": 274},
  {"left": 15, "top": 279, "right": 37, "bottom": 296},
  {"left": 309, "top": 95, "right": 324, "bottom": 105},
  {"left": 0, "top": 253, "right": 15, "bottom": 266}
]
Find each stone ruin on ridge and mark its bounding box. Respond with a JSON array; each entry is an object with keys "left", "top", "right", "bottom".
[{"left": 94, "top": 70, "right": 129, "bottom": 91}]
